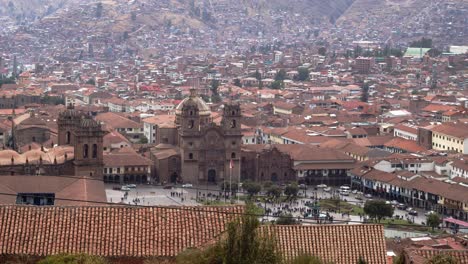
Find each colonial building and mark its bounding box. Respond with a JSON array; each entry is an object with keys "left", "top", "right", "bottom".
[
  {"left": 0, "top": 106, "right": 107, "bottom": 205},
  {"left": 150, "top": 89, "right": 242, "bottom": 185},
  {"left": 241, "top": 144, "right": 356, "bottom": 185}
]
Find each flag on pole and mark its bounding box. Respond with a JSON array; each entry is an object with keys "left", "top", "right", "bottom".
[{"left": 230, "top": 159, "right": 234, "bottom": 169}]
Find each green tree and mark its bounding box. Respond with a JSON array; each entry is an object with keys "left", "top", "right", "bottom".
[
  {"left": 426, "top": 213, "right": 441, "bottom": 231},
  {"left": 360, "top": 83, "right": 370, "bottom": 102},
  {"left": 233, "top": 78, "right": 242, "bottom": 87},
  {"left": 96, "top": 2, "right": 103, "bottom": 18},
  {"left": 139, "top": 136, "right": 149, "bottom": 144},
  {"left": 354, "top": 45, "right": 363, "bottom": 58},
  {"left": 275, "top": 212, "right": 297, "bottom": 225},
  {"left": 85, "top": 78, "right": 95, "bottom": 86},
  {"left": 266, "top": 185, "right": 282, "bottom": 201},
  {"left": 177, "top": 204, "right": 282, "bottom": 264},
  {"left": 210, "top": 79, "right": 221, "bottom": 103},
  {"left": 284, "top": 183, "right": 299, "bottom": 200},
  {"left": 38, "top": 254, "right": 107, "bottom": 264},
  {"left": 270, "top": 80, "right": 282, "bottom": 90},
  {"left": 274, "top": 69, "right": 286, "bottom": 81},
  {"left": 0, "top": 77, "right": 15, "bottom": 87},
  {"left": 243, "top": 181, "right": 261, "bottom": 197},
  {"left": 291, "top": 254, "right": 328, "bottom": 264},
  {"left": 410, "top": 37, "right": 432, "bottom": 48},
  {"left": 394, "top": 253, "right": 407, "bottom": 264},
  {"left": 297, "top": 67, "right": 309, "bottom": 81},
  {"left": 318, "top": 47, "right": 327, "bottom": 56},
  {"left": 357, "top": 256, "right": 368, "bottom": 264},
  {"left": 253, "top": 70, "right": 262, "bottom": 81},
  {"left": 220, "top": 182, "right": 239, "bottom": 195},
  {"left": 223, "top": 204, "right": 281, "bottom": 264},
  {"left": 425, "top": 254, "right": 459, "bottom": 264},
  {"left": 363, "top": 200, "right": 394, "bottom": 222}
]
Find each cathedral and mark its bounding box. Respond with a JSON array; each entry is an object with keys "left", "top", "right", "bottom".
[{"left": 150, "top": 89, "right": 242, "bottom": 185}]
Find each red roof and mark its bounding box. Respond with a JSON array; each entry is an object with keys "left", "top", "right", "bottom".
[{"left": 444, "top": 217, "right": 468, "bottom": 227}]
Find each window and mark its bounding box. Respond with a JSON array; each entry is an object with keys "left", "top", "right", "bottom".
[
  {"left": 92, "top": 144, "right": 98, "bottom": 158},
  {"left": 231, "top": 152, "right": 236, "bottom": 159},
  {"left": 17, "top": 193, "right": 54, "bottom": 206},
  {"left": 83, "top": 144, "right": 89, "bottom": 158},
  {"left": 66, "top": 131, "right": 71, "bottom": 144},
  {"left": 117, "top": 168, "right": 121, "bottom": 173},
  {"left": 189, "top": 153, "right": 193, "bottom": 160}
]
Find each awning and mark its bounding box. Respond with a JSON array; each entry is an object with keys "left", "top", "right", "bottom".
[{"left": 444, "top": 217, "right": 468, "bottom": 227}]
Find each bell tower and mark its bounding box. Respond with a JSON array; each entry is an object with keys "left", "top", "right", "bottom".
[
  {"left": 222, "top": 103, "right": 242, "bottom": 135},
  {"left": 179, "top": 90, "right": 201, "bottom": 136},
  {"left": 57, "top": 104, "right": 82, "bottom": 146},
  {"left": 222, "top": 103, "right": 242, "bottom": 180},
  {"left": 73, "top": 118, "right": 105, "bottom": 178}
]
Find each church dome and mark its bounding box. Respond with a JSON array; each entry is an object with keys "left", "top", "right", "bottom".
[{"left": 175, "top": 89, "right": 211, "bottom": 116}]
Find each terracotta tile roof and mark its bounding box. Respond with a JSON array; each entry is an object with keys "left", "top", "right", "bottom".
[
  {"left": 384, "top": 138, "right": 427, "bottom": 153},
  {"left": 0, "top": 175, "right": 106, "bottom": 206},
  {"left": 422, "top": 104, "right": 456, "bottom": 113},
  {"left": 431, "top": 123, "right": 468, "bottom": 139},
  {"left": 261, "top": 225, "right": 387, "bottom": 264},
  {"left": 104, "top": 151, "right": 152, "bottom": 167},
  {"left": 406, "top": 249, "right": 468, "bottom": 264},
  {"left": 96, "top": 112, "right": 142, "bottom": 129},
  {"left": 0, "top": 205, "right": 243, "bottom": 257}
]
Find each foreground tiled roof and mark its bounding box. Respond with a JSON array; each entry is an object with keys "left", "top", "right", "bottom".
[
  {"left": 0, "top": 205, "right": 243, "bottom": 257},
  {"left": 406, "top": 249, "right": 468, "bottom": 264},
  {"left": 261, "top": 225, "right": 387, "bottom": 264}
]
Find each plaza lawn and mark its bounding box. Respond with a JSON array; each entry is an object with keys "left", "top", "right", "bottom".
[{"left": 319, "top": 199, "right": 364, "bottom": 215}]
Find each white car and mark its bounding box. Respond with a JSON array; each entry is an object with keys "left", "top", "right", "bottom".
[
  {"left": 324, "top": 187, "right": 332, "bottom": 192},
  {"left": 364, "top": 194, "right": 372, "bottom": 198},
  {"left": 352, "top": 190, "right": 358, "bottom": 194},
  {"left": 317, "top": 184, "right": 328, "bottom": 188},
  {"left": 126, "top": 184, "right": 137, "bottom": 188},
  {"left": 120, "top": 186, "right": 130, "bottom": 191},
  {"left": 425, "top": 211, "right": 436, "bottom": 216},
  {"left": 182, "top": 183, "right": 193, "bottom": 188}
]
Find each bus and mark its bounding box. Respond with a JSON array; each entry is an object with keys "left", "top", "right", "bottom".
[{"left": 339, "top": 185, "right": 351, "bottom": 196}]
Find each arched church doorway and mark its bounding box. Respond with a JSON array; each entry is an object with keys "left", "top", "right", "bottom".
[
  {"left": 271, "top": 173, "right": 278, "bottom": 182},
  {"left": 208, "top": 169, "right": 216, "bottom": 183},
  {"left": 171, "top": 172, "right": 178, "bottom": 184}
]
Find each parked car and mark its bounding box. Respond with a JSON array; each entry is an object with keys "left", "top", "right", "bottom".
[
  {"left": 182, "top": 183, "right": 193, "bottom": 188},
  {"left": 163, "top": 185, "right": 173, "bottom": 189},
  {"left": 364, "top": 194, "right": 372, "bottom": 198},
  {"left": 391, "top": 200, "right": 399, "bottom": 205},
  {"left": 126, "top": 184, "right": 137, "bottom": 188},
  {"left": 120, "top": 186, "right": 130, "bottom": 191},
  {"left": 324, "top": 187, "right": 332, "bottom": 192},
  {"left": 408, "top": 210, "right": 418, "bottom": 216},
  {"left": 397, "top": 203, "right": 407, "bottom": 210},
  {"left": 352, "top": 190, "right": 358, "bottom": 194},
  {"left": 299, "top": 184, "right": 307, "bottom": 189},
  {"left": 317, "top": 184, "right": 327, "bottom": 188}
]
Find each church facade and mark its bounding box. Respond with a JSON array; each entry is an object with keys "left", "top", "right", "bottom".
[{"left": 150, "top": 89, "right": 242, "bottom": 185}]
